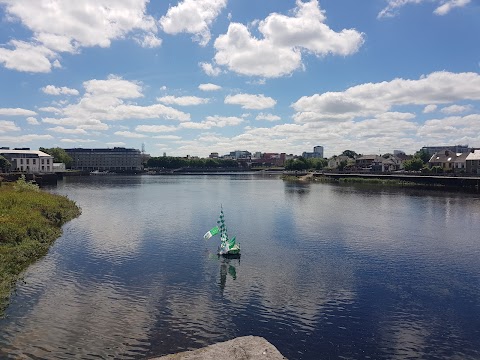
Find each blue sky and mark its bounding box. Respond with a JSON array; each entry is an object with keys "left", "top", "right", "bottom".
[{"left": 0, "top": 0, "right": 479, "bottom": 158}]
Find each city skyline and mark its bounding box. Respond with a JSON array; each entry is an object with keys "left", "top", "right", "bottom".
[{"left": 1, "top": 0, "right": 479, "bottom": 158}]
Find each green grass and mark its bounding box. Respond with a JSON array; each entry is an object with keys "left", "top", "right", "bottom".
[{"left": 0, "top": 180, "right": 81, "bottom": 316}]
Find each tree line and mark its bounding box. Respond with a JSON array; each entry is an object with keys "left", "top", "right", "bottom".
[{"left": 146, "top": 156, "right": 240, "bottom": 169}]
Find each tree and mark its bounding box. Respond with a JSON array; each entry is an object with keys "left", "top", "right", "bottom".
[
  {"left": 414, "top": 149, "right": 431, "bottom": 163},
  {"left": 341, "top": 150, "right": 358, "bottom": 159},
  {"left": 403, "top": 158, "right": 424, "bottom": 171},
  {"left": 40, "top": 147, "right": 73, "bottom": 167},
  {"left": 0, "top": 155, "right": 11, "bottom": 173},
  {"left": 337, "top": 160, "right": 348, "bottom": 171}
]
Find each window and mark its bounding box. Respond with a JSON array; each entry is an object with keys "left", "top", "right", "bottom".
[
  {"left": 33, "top": 159, "right": 36, "bottom": 165},
  {"left": 26, "top": 159, "right": 29, "bottom": 165},
  {"left": 42, "top": 159, "right": 44, "bottom": 164},
  {"left": 20, "top": 159, "right": 23, "bottom": 164}
]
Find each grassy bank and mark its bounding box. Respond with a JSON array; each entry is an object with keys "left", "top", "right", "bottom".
[
  {"left": 282, "top": 174, "right": 417, "bottom": 186},
  {"left": 0, "top": 177, "right": 81, "bottom": 316}
]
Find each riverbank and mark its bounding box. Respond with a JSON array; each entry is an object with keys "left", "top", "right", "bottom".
[{"left": 0, "top": 178, "right": 81, "bottom": 316}]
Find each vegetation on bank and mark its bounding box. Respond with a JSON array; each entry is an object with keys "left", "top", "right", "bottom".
[
  {"left": 282, "top": 174, "right": 417, "bottom": 187},
  {"left": 0, "top": 176, "right": 81, "bottom": 316},
  {"left": 147, "top": 156, "right": 240, "bottom": 169}
]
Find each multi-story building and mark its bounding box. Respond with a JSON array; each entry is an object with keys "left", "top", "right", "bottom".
[
  {"left": 421, "top": 145, "right": 469, "bottom": 155},
  {"left": 302, "top": 146, "right": 324, "bottom": 159},
  {"left": 65, "top": 147, "right": 143, "bottom": 172},
  {"left": 0, "top": 148, "right": 54, "bottom": 173}
]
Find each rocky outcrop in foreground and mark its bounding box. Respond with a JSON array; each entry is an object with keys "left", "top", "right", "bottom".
[{"left": 151, "top": 336, "right": 287, "bottom": 360}]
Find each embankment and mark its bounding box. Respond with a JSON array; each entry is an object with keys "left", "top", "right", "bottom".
[{"left": 0, "top": 179, "right": 81, "bottom": 315}]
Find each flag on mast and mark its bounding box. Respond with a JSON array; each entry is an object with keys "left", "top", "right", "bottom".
[{"left": 203, "top": 226, "right": 219, "bottom": 240}]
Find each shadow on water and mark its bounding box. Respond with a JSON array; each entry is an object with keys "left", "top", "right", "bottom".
[{"left": 283, "top": 181, "right": 311, "bottom": 196}]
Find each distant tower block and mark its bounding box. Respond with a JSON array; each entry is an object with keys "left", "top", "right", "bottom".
[{"left": 313, "top": 146, "right": 324, "bottom": 158}]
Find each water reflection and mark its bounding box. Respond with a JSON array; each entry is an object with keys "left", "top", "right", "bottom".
[
  {"left": 219, "top": 257, "right": 239, "bottom": 293},
  {"left": 1, "top": 176, "right": 480, "bottom": 359}
]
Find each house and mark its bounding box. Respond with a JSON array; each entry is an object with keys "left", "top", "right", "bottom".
[
  {"left": 355, "top": 155, "right": 383, "bottom": 170},
  {"left": 328, "top": 155, "right": 352, "bottom": 169},
  {"left": 466, "top": 150, "right": 480, "bottom": 175},
  {"left": 428, "top": 150, "right": 469, "bottom": 173},
  {"left": 0, "top": 149, "right": 54, "bottom": 173}
]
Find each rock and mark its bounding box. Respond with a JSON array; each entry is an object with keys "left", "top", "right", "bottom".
[{"left": 150, "top": 336, "right": 287, "bottom": 360}]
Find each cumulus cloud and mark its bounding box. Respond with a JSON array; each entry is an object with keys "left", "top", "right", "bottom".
[
  {"left": 199, "top": 62, "right": 222, "bottom": 76},
  {"left": 135, "top": 125, "right": 177, "bottom": 133},
  {"left": 40, "top": 76, "right": 191, "bottom": 128},
  {"left": 225, "top": 93, "right": 276, "bottom": 110},
  {"left": 0, "top": 120, "right": 21, "bottom": 133},
  {"left": 440, "top": 104, "right": 472, "bottom": 114},
  {"left": 423, "top": 104, "right": 437, "bottom": 113},
  {"left": 418, "top": 114, "right": 480, "bottom": 139},
  {"left": 134, "top": 33, "right": 162, "bottom": 48},
  {"left": 180, "top": 115, "right": 243, "bottom": 129},
  {"left": 292, "top": 71, "right": 480, "bottom": 123},
  {"left": 255, "top": 113, "right": 281, "bottom": 121},
  {"left": 213, "top": 0, "right": 364, "bottom": 78},
  {"left": 198, "top": 83, "right": 222, "bottom": 91},
  {"left": 0, "top": 108, "right": 37, "bottom": 116},
  {"left": 42, "top": 85, "right": 79, "bottom": 96},
  {"left": 114, "top": 131, "right": 147, "bottom": 138},
  {"left": 0, "top": 40, "right": 57, "bottom": 72},
  {"left": 378, "top": 0, "right": 471, "bottom": 18},
  {"left": 160, "top": 0, "right": 227, "bottom": 46},
  {"left": 47, "top": 126, "right": 88, "bottom": 134},
  {"left": 0, "top": 134, "right": 53, "bottom": 143},
  {"left": 26, "top": 117, "right": 40, "bottom": 125},
  {"left": 152, "top": 135, "right": 182, "bottom": 140},
  {"left": 60, "top": 138, "right": 96, "bottom": 143},
  {"left": 0, "top": 0, "right": 158, "bottom": 72},
  {"left": 157, "top": 95, "right": 210, "bottom": 106}
]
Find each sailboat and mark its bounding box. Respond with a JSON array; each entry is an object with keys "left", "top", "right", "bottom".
[{"left": 204, "top": 206, "right": 241, "bottom": 256}]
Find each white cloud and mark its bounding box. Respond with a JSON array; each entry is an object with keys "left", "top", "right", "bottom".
[
  {"left": 0, "top": 0, "right": 158, "bottom": 72},
  {"left": 198, "top": 83, "right": 222, "bottom": 91},
  {"left": 106, "top": 142, "right": 126, "bottom": 147},
  {"left": 423, "top": 104, "right": 437, "bottom": 113},
  {"left": 157, "top": 95, "right": 210, "bottom": 106},
  {"left": 434, "top": 0, "right": 471, "bottom": 15},
  {"left": 0, "top": 40, "right": 57, "bottom": 72},
  {"left": 255, "top": 113, "right": 281, "bottom": 121},
  {"left": 418, "top": 114, "right": 480, "bottom": 139},
  {"left": 152, "top": 135, "right": 182, "bottom": 140},
  {"left": 180, "top": 115, "right": 243, "bottom": 129},
  {"left": 40, "top": 76, "right": 191, "bottom": 127},
  {"left": 213, "top": 0, "right": 364, "bottom": 78},
  {"left": 199, "top": 62, "right": 222, "bottom": 76},
  {"left": 60, "top": 138, "right": 96, "bottom": 143},
  {"left": 292, "top": 71, "right": 480, "bottom": 123},
  {"left": 378, "top": 0, "right": 471, "bottom": 18},
  {"left": 47, "top": 126, "right": 88, "bottom": 134},
  {"left": 440, "top": 104, "right": 472, "bottom": 114},
  {"left": 0, "top": 134, "right": 53, "bottom": 143},
  {"left": 135, "top": 125, "right": 177, "bottom": 133},
  {"left": 114, "top": 131, "right": 147, "bottom": 138},
  {"left": 134, "top": 33, "right": 162, "bottom": 48},
  {"left": 160, "top": 0, "right": 227, "bottom": 46},
  {"left": 26, "top": 117, "right": 40, "bottom": 125},
  {"left": 0, "top": 120, "right": 20, "bottom": 133},
  {"left": 225, "top": 93, "right": 276, "bottom": 110},
  {"left": 42, "top": 85, "right": 79, "bottom": 96},
  {"left": 0, "top": 107, "right": 37, "bottom": 116}
]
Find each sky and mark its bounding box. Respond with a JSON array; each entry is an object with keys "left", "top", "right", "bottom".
[{"left": 0, "top": 0, "right": 479, "bottom": 158}]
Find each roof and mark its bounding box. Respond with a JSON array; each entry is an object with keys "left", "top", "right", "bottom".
[
  {"left": 466, "top": 150, "right": 480, "bottom": 161},
  {"left": 0, "top": 149, "right": 53, "bottom": 157}
]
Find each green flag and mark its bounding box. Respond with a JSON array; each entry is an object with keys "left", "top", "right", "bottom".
[{"left": 203, "top": 226, "right": 219, "bottom": 240}]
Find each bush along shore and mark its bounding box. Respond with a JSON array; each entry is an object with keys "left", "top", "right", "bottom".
[{"left": 0, "top": 176, "right": 81, "bottom": 316}]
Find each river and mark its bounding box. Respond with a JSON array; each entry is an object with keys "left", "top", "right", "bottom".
[{"left": 1, "top": 174, "right": 480, "bottom": 359}]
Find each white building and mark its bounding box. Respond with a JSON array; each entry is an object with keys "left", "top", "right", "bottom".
[{"left": 0, "top": 149, "right": 54, "bottom": 173}]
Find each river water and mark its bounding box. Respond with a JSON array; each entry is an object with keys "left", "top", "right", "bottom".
[{"left": 1, "top": 174, "right": 480, "bottom": 359}]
